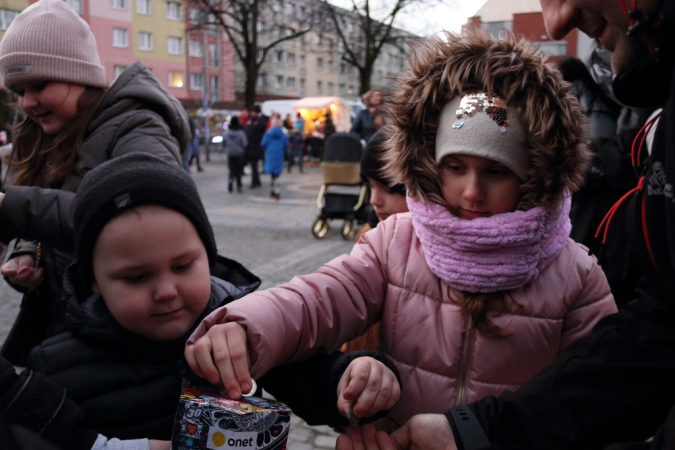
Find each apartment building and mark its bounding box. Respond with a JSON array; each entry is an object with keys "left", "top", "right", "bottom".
[
  {"left": 237, "top": 0, "right": 412, "bottom": 102},
  {"left": 464, "top": 0, "right": 590, "bottom": 63},
  {"left": 0, "top": 0, "right": 411, "bottom": 108}
]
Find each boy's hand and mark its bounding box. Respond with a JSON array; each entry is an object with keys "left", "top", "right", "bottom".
[
  {"left": 184, "top": 322, "right": 253, "bottom": 399},
  {"left": 1, "top": 255, "right": 44, "bottom": 290},
  {"left": 148, "top": 440, "right": 172, "bottom": 450},
  {"left": 337, "top": 357, "right": 401, "bottom": 422}
]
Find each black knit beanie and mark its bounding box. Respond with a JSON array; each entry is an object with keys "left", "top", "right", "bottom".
[
  {"left": 73, "top": 152, "right": 217, "bottom": 288},
  {"left": 360, "top": 128, "right": 406, "bottom": 196}
]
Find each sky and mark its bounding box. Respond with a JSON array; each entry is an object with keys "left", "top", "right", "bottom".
[{"left": 394, "top": 0, "right": 489, "bottom": 36}]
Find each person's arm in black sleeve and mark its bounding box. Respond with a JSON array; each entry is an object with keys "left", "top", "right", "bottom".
[
  {"left": 0, "top": 187, "right": 76, "bottom": 252},
  {"left": 461, "top": 299, "right": 675, "bottom": 450},
  {"left": 0, "top": 356, "right": 98, "bottom": 450},
  {"left": 260, "top": 351, "right": 401, "bottom": 428}
]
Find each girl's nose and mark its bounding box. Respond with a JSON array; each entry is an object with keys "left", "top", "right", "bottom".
[
  {"left": 370, "top": 187, "right": 384, "bottom": 207},
  {"left": 153, "top": 277, "right": 178, "bottom": 302},
  {"left": 462, "top": 174, "right": 484, "bottom": 203},
  {"left": 19, "top": 91, "right": 38, "bottom": 110}
]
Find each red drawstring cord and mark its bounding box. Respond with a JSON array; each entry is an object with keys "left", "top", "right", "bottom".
[
  {"left": 595, "top": 177, "right": 646, "bottom": 244},
  {"left": 631, "top": 111, "right": 662, "bottom": 167}
]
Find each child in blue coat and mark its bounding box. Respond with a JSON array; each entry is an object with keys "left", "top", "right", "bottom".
[{"left": 261, "top": 118, "right": 289, "bottom": 199}]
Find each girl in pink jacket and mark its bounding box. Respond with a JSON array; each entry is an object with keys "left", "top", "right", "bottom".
[{"left": 185, "top": 30, "right": 618, "bottom": 430}]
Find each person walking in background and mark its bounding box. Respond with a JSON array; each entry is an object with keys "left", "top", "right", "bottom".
[
  {"left": 245, "top": 105, "right": 268, "bottom": 189},
  {"left": 182, "top": 115, "right": 198, "bottom": 173},
  {"left": 287, "top": 127, "right": 305, "bottom": 174},
  {"left": 261, "top": 117, "right": 288, "bottom": 200},
  {"left": 350, "top": 89, "right": 384, "bottom": 143},
  {"left": 283, "top": 113, "right": 294, "bottom": 133},
  {"left": 222, "top": 116, "right": 248, "bottom": 193},
  {"left": 188, "top": 119, "right": 204, "bottom": 172},
  {"left": 239, "top": 106, "right": 251, "bottom": 127},
  {"left": 295, "top": 112, "right": 306, "bottom": 133},
  {"left": 0, "top": 0, "right": 188, "bottom": 366},
  {"left": 323, "top": 111, "right": 336, "bottom": 141}
]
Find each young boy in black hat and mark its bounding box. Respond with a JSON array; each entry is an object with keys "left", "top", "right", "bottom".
[{"left": 25, "top": 153, "right": 399, "bottom": 443}]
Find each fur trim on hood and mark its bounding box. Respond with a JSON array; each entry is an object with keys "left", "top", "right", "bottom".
[{"left": 384, "top": 29, "right": 591, "bottom": 210}]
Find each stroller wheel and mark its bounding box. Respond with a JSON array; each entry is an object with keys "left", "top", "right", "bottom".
[
  {"left": 312, "top": 218, "right": 329, "bottom": 239},
  {"left": 341, "top": 220, "right": 355, "bottom": 240}
]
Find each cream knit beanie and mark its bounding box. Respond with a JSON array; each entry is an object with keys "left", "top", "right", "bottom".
[
  {"left": 0, "top": 0, "right": 107, "bottom": 91},
  {"left": 436, "top": 92, "right": 528, "bottom": 180}
]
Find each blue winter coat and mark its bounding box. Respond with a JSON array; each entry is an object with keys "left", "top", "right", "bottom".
[{"left": 261, "top": 127, "right": 289, "bottom": 176}]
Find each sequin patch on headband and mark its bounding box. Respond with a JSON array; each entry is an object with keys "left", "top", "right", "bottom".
[{"left": 453, "top": 93, "right": 509, "bottom": 133}]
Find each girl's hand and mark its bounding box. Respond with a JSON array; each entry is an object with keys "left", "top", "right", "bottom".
[
  {"left": 184, "top": 322, "right": 253, "bottom": 399},
  {"left": 337, "top": 357, "right": 401, "bottom": 422},
  {"left": 148, "top": 440, "right": 172, "bottom": 450},
  {"left": 336, "top": 425, "right": 396, "bottom": 450},
  {"left": 1, "top": 255, "right": 44, "bottom": 290}
]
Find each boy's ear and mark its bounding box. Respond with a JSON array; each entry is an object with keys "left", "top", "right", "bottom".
[{"left": 92, "top": 280, "right": 100, "bottom": 294}]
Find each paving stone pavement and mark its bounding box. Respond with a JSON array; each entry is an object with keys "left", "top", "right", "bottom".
[{"left": 0, "top": 150, "right": 356, "bottom": 448}]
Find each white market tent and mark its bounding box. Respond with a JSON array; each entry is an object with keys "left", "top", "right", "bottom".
[{"left": 291, "top": 96, "right": 351, "bottom": 133}]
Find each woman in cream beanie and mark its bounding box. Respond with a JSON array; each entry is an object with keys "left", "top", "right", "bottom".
[{"left": 0, "top": 0, "right": 190, "bottom": 365}]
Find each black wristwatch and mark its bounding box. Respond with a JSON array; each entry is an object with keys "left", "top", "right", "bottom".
[{"left": 446, "top": 405, "right": 491, "bottom": 450}]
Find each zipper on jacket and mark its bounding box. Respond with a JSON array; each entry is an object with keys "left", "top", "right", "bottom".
[{"left": 456, "top": 328, "right": 476, "bottom": 405}]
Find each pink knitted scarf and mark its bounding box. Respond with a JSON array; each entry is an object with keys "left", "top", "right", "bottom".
[{"left": 406, "top": 193, "right": 572, "bottom": 293}]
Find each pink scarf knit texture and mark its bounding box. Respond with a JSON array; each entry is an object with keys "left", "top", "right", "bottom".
[{"left": 406, "top": 193, "right": 572, "bottom": 293}]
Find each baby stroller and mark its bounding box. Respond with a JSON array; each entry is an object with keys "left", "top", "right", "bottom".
[{"left": 311, "top": 133, "right": 368, "bottom": 240}]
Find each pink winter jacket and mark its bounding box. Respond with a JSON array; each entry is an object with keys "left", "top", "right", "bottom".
[{"left": 191, "top": 213, "right": 617, "bottom": 427}]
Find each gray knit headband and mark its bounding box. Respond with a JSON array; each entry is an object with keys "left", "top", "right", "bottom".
[{"left": 435, "top": 93, "right": 528, "bottom": 180}]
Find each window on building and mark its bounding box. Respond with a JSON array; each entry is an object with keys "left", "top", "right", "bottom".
[
  {"left": 317, "top": 80, "right": 323, "bottom": 93},
  {"left": 315, "top": 34, "right": 322, "bottom": 45},
  {"left": 327, "top": 60, "right": 333, "bottom": 73},
  {"left": 210, "top": 76, "right": 221, "bottom": 101},
  {"left": 347, "top": 85, "right": 354, "bottom": 95},
  {"left": 137, "top": 0, "right": 151, "bottom": 14},
  {"left": 257, "top": 20, "right": 265, "bottom": 33},
  {"left": 112, "top": 0, "right": 126, "bottom": 10},
  {"left": 138, "top": 32, "right": 153, "bottom": 51},
  {"left": 190, "top": 73, "right": 204, "bottom": 91},
  {"left": 287, "top": 52, "right": 296, "bottom": 66},
  {"left": 340, "top": 63, "right": 346, "bottom": 75},
  {"left": 257, "top": 49, "right": 264, "bottom": 63},
  {"left": 316, "top": 57, "right": 323, "bottom": 71},
  {"left": 188, "top": 7, "right": 201, "bottom": 24},
  {"left": 169, "top": 70, "right": 184, "bottom": 88},
  {"left": 257, "top": 73, "right": 267, "bottom": 88},
  {"left": 275, "top": 50, "right": 284, "bottom": 64},
  {"left": 327, "top": 82, "right": 333, "bottom": 94},
  {"left": 300, "top": 34, "right": 307, "bottom": 49},
  {"left": 338, "top": 40, "right": 344, "bottom": 53},
  {"left": 66, "top": 0, "right": 83, "bottom": 13},
  {"left": 168, "top": 36, "right": 183, "bottom": 54},
  {"left": 167, "top": 2, "right": 182, "bottom": 20},
  {"left": 346, "top": 22, "right": 353, "bottom": 33},
  {"left": 300, "top": 78, "right": 305, "bottom": 95},
  {"left": 0, "top": 9, "right": 19, "bottom": 30},
  {"left": 537, "top": 41, "right": 568, "bottom": 56},
  {"left": 485, "top": 21, "right": 513, "bottom": 38},
  {"left": 209, "top": 43, "right": 220, "bottom": 68},
  {"left": 285, "top": 3, "right": 295, "bottom": 17},
  {"left": 299, "top": 6, "right": 306, "bottom": 19},
  {"left": 326, "top": 38, "right": 333, "bottom": 52},
  {"left": 339, "top": 83, "right": 346, "bottom": 95},
  {"left": 277, "top": 26, "right": 285, "bottom": 39},
  {"left": 114, "top": 65, "right": 127, "bottom": 79},
  {"left": 287, "top": 77, "right": 295, "bottom": 90},
  {"left": 275, "top": 75, "right": 284, "bottom": 89},
  {"left": 299, "top": 55, "right": 306, "bottom": 70},
  {"left": 189, "top": 40, "right": 203, "bottom": 57},
  {"left": 113, "top": 28, "right": 129, "bottom": 48}
]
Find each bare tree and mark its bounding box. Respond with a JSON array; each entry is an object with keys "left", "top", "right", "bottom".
[
  {"left": 189, "top": 0, "right": 316, "bottom": 107},
  {"left": 321, "top": 0, "right": 453, "bottom": 95}
]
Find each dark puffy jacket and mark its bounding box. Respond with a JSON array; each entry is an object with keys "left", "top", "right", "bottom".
[
  {"left": 0, "top": 61, "right": 188, "bottom": 365},
  {"left": 245, "top": 115, "right": 269, "bottom": 159}
]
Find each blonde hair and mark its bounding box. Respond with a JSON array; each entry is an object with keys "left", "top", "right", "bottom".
[
  {"left": 10, "top": 86, "right": 106, "bottom": 187},
  {"left": 361, "top": 89, "right": 382, "bottom": 107},
  {"left": 384, "top": 29, "right": 590, "bottom": 212}
]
